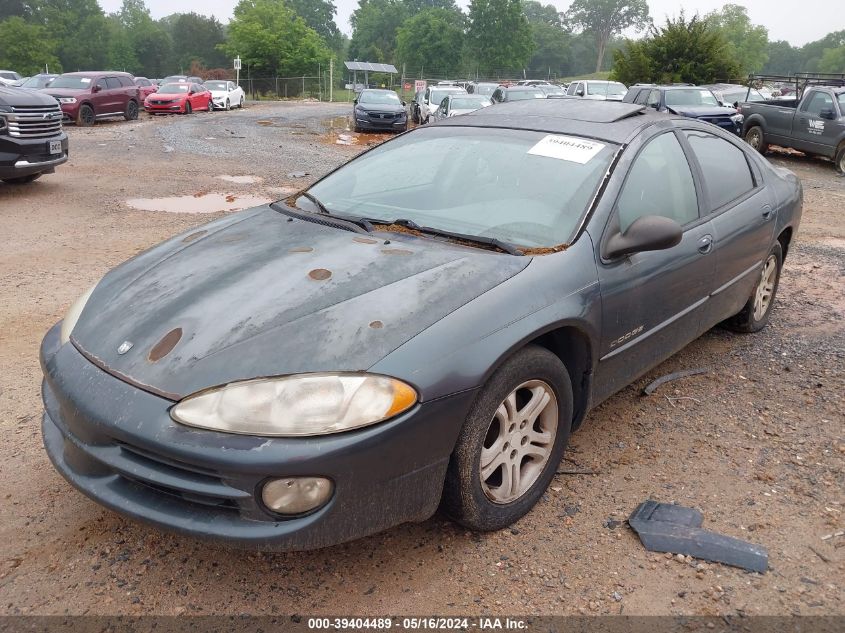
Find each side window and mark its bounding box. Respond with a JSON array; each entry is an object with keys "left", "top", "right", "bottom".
[
  {"left": 118, "top": 76, "right": 133, "bottom": 87},
  {"left": 106, "top": 77, "right": 122, "bottom": 89},
  {"left": 616, "top": 132, "right": 699, "bottom": 233},
  {"left": 424, "top": 88, "right": 430, "bottom": 103},
  {"left": 228, "top": 82, "right": 235, "bottom": 91},
  {"left": 684, "top": 131, "right": 755, "bottom": 211},
  {"left": 566, "top": 83, "right": 577, "bottom": 95},
  {"left": 95, "top": 78, "right": 107, "bottom": 91},
  {"left": 646, "top": 90, "right": 660, "bottom": 108},
  {"left": 801, "top": 91, "right": 833, "bottom": 116},
  {"left": 634, "top": 89, "right": 649, "bottom": 105}
]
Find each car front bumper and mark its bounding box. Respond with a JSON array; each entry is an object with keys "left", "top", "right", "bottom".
[
  {"left": 40, "top": 322, "right": 473, "bottom": 551},
  {"left": 144, "top": 102, "right": 184, "bottom": 113},
  {"left": 0, "top": 132, "right": 68, "bottom": 178},
  {"left": 354, "top": 115, "right": 408, "bottom": 132}
]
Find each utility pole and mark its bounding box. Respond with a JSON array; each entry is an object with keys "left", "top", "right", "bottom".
[
  {"left": 318, "top": 63, "right": 322, "bottom": 101},
  {"left": 329, "top": 58, "right": 334, "bottom": 102}
]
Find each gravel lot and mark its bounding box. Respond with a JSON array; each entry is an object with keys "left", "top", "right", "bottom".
[{"left": 0, "top": 102, "right": 842, "bottom": 617}]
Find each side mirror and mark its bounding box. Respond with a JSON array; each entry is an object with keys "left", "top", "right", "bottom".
[
  {"left": 605, "top": 215, "right": 683, "bottom": 259},
  {"left": 189, "top": 90, "right": 195, "bottom": 95},
  {"left": 353, "top": 99, "right": 358, "bottom": 105},
  {"left": 401, "top": 101, "right": 406, "bottom": 106},
  {"left": 92, "top": 84, "right": 102, "bottom": 93},
  {"left": 576, "top": 89, "right": 584, "bottom": 96},
  {"left": 819, "top": 108, "right": 836, "bottom": 120}
]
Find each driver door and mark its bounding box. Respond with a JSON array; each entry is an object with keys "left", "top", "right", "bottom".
[{"left": 592, "top": 129, "right": 716, "bottom": 403}]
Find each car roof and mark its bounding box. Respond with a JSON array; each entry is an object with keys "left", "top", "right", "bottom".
[
  {"left": 61, "top": 71, "right": 133, "bottom": 77},
  {"left": 361, "top": 88, "right": 397, "bottom": 93},
  {"left": 438, "top": 99, "right": 674, "bottom": 144}
]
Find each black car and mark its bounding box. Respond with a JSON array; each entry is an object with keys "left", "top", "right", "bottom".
[
  {"left": 624, "top": 84, "right": 744, "bottom": 135},
  {"left": 41, "top": 100, "right": 801, "bottom": 550},
  {"left": 352, "top": 88, "right": 408, "bottom": 133}
]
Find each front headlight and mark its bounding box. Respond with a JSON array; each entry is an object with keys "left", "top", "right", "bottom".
[
  {"left": 171, "top": 373, "right": 418, "bottom": 436},
  {"left": 730, "top": 113, "right": 744, "bottom": 123},
  {"left": 60, "top": 283, "right": 98, "bottom": 345},
  {"left": 57, "top": 97, "right": 77, "bottom": 104}
]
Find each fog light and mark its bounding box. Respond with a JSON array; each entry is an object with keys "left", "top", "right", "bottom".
[{"left": 261, "top": 477, "right": 333, "bottom": 515}]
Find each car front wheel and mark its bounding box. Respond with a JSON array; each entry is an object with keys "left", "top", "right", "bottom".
[
  {"left": 441, "top": 346, "right": 572, "bottom": 531},
  {"left": 77, "top": 104, "right": 95, "bottom": 126},
  {"left": 836, "top": 146, "right": 845, "bottom": 175},
  {"left": 185, "top": 101, "right": 192, "bottom": 114},
  {"left": 725, "top": 242, "right": 783, "bottom": 333}
]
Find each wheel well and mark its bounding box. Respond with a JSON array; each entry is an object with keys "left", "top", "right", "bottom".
[
  {"left": 778, "top": 227, "right": 793, "bottom": 260},
  {"left": 529, "top": 327, "right": 592, "bottom": 431}
]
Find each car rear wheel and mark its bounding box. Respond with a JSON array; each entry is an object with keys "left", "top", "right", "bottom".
[
  {"left": 2, "top": 173, "right": 42, "bottom": 184},
  {"left": 239, "top": 96, "right": 245, "bottom": 108},
  {"left": 225, "top": 99, "right": 230, "bottom": 111},
  {"left": 77, "top": 104, "right": 95, "bottom": 127},
  {"left": 835, "top": 146, "right": 845, "bottom": 175},
  {"left": 744, "top": 125, "right": 768, "bottom": 154},
  {"left": 124, "top": 100, "right": 138, "bottom": 121},
  {"left": 441, "top": 345, "right": 572, "bottom": 531},
  {"left": 185, "top": 101, "right": 192, "bottom": 115},
  {"left": 725, "top": 242, "right": 783, "bottom": 333}
]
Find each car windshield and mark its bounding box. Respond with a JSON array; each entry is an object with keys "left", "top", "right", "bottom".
[
  {"left": 359, "top": 91, "right": 401, "bottom": 104},
  {"left": 473, "top": 84, "right": 497, "bottom": 96},
  {"left": 305, "top": 127, "right": 616, "bottom": 249},
  {"left": 21, "top": 75, "right": 55, "bottom": 88},
  {"left": 163, "top": 76, "right": 187, "bottom": 83},
  {"left": 722, "top": 88, "right": 763, "bottom": 103},
  {"left": 665, "top": 89, "right": 720, "bottom": 107},
  {"left": 159, "top": 83, "right": 190, "bottom": 94},
  {"left": 48, "top": 75, "right": 95, "bottom": 89},
  {"left": 450, "top": 97, "right": 490, "bottom": 109},
  {"left": 205, "top": 81, "right": 228, "bottom": 90},
  {"left": 430, "top": 89, "right": 463, "bottom": 103},
  {"left": 587, "top": 82, "right": 626, "bottom": 97},
  {"left": 508, "top": 90, "right": 545, "bottom": 100}
]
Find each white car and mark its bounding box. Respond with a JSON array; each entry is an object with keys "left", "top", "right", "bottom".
[
  {"left": 419, "top": 86, "right": 467, "bottom": 123},
  {"left": 566, "top": 80, "right": 628, "bottom": 101},
  {"left": 203, "top": 80, "right": 245, "bottom": 110},
  {"left": 430, "top": 94, "right": 492, "bottom": 122},
  {"left": 0, "top": 70, "right": 22, "bottom": 87}
]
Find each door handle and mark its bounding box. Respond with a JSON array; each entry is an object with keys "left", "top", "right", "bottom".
[
  {"left": 762, "top": 206, "right": 773, "bottom": 220},
  {"left": 698, "top": 235, "right": 713, "bottom": 254}
]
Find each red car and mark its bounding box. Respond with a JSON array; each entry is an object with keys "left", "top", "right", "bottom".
[
  {"left": 144, "top": 82, "right": 212, "bottom": 115},
  {"left": 134, "top": 77, "right": 157, "bottom": 100}
]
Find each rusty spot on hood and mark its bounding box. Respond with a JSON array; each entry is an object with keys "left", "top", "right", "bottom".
[
  {"left": 225, "top": 194, "right": 236, "bottom": 203},
  {"left": 381, "top": 248, "right": 413, "bottom": 256},
  {"left": 148, "top": 328, "right": 183, "bottom": 362},
  {"left": 520, "top": 244, "right": 568, "bottom": 255},
  {"left": 182, "top": 230, "right": 207, "bottom": 243},
  {"left": 369, "top": 320, "right": 384, "bottom": 329},
  {"left": 353, "top": 237, "right": 378, "bottom": 244},
  {"left": 309, "top": 268, "right": 332, "bottom": 281},
  {"left": 289, "top": 246, "right": 314, "bottom": 253}
]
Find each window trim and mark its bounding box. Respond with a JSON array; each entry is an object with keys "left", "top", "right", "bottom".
[{"left": 678, "top": 127, "right": 763, "bottom": 219}]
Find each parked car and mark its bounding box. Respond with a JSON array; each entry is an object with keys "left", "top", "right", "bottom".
[
  {"left": 133, "top": 77, "right": 157, "bottom": 101},
  {"left": 430, "top": 94, "right": 492, "bottom": 121},
  {"left": 539, "top": 85, "right": 568, "bottom": 97},
  {"left": 0, "top": 84, "right": 68, "bottom": 184},
  {"left": 467, "top": 82, "right": 500, "bottom": 98},
  {"left": 701, "top": 83, "right": 765, "bottom": 108},
  {"left": 19, "top": 74, "right": 58, "bottom": 90},
  {"left": 144, "top": 82, "right": 212, "bottom": 115},
  {"left": 566, "top": 80, "right": 627, "bottom": 101},
  {"left": 418, "top": 85, "right": 466, "bottom": 123},
  {"left": 490, "top": 86, "right": 546, "bottom": 103},
  {"left": 352, "top": 89, "right": 408, "bottom": 133},
  {"left": 204, "top": 80, "right": 245, "bottom": 110},
  {"left": 516, "top": 80, "right": 552, "bottom": 87},
  {"left": 0, "top": 70, "right": 22, "bottom": 86},
  {"left": 43, "top": 72, "right": 140, "bottom": 126},
  {"left": 161, "top": 75, "right": 203, "bottom": 85},
  {"left": 40, "top": 99, "right": 801, "bottom": 550},
  {"left": 623, "top": 85, "right": 744, "bottom": 135},
  {"left": 741, "top": 75, "right": 845, "bottom": 173}
]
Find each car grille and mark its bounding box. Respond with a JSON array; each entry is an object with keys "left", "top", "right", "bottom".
[
  {"left": 6, "top": 103, "right": 63, "bottom": 138},
  {"left": 369, "top": 111, "right": 402, "bottom": 121},
  {"left": 698, "top": 115, "right": 734, "bottom": 129},
  {"left": 149, "top": 99, "right": 173, "bottom": 105}
]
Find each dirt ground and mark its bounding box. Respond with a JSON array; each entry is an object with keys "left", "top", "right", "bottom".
[{"left": 0, "top": 102, "right": 842, "bottom": 617}]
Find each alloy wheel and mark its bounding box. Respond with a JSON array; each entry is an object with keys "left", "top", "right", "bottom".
[
  {"left": 479, "top": 380, "right": 558, "bottom": 504},
  {"left": 753, "top": 255, "right": 778, "bottom": 321}
]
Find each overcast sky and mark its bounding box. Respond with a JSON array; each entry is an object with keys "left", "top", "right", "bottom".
[{"left": 98, "top": 0, "right": 843, "bottom": 48}]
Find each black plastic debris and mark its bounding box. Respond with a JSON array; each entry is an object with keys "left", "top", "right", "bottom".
[
  {"left": 628, "top": 500, "right": 768, "bottom": 573},
  {"left": 642, "top": 368, "right": 708, "bottom": 395}
]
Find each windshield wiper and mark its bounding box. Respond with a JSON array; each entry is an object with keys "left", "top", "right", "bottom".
[
  {"left": 297, "top": 192, "right": 374, "bottom": 232},
  {"left": 379, "top": 218, "right": 524, "bottom": 256}
]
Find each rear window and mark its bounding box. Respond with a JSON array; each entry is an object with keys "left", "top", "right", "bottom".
[{"left": 684, "top": 130, "right": 754, "bottom": 211}]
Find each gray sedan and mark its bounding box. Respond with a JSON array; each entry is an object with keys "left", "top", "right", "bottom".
[{"left": 41, "top": 100, "right": 801, "bottom": 550}]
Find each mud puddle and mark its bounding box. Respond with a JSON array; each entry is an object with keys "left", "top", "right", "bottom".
[{"left": 126, "top": 192, "right": 271, "bottom": 213}]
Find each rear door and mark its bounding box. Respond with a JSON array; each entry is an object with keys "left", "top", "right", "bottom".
[
  {"left": 105, "top": 77, "right": 125, "bottom": 113},
  {"left": 592, "top": 128, "right": 715, "bottom": 402},
  {"left": 681, "top": 128, "right": 776, "bottom": 328}
]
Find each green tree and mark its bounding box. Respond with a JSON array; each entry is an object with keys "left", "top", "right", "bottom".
[
  {"left": 798, "top": 31, "right": 845, "bottom": 72},
  {"left": 612, "top": 13, "right": 740, "bottom": 86},
  {"left": 704, "top": 4, "right": 768, "bottom": 75},
  {"left": 160, "top": 12, "right": 228, "bottom": 70},
  {"left": 396, "top": 8, "right": 464, "bottom": 76},
  {"left": 523, "top": 0, "right": 561, "bottom": 27},
  {"left": 523, "top": 2, "right": 569, "bottom": 78},
  {"left": 223, "top": 0, "right": 332, "bottom": 76},
  {"left": 819, "top": 46, "right": 845, "bottom": 73},
  {"left": 106, "top": 15, "right": 139, "bottom": 71},
  {"left": 0, "top": 0, "right": 35, "bottom": 19},
  {"left": 565, "top": 0, "right": 650, "bottom": 73},
  {"left": 763, "top": 40, "right": 801, "bottom": 75},
  {"left": 0, "top": 17, "right": 61, "bottom": 74},
  {"left": 401, "top": 0, "right": 458, "bottom": 12},
  {"left": 348, "top": 0, "right": 409, "bottom": 63},
  {"left": 287, "top": 0, "right": 343, "bottom": 54},
  {"left": 38, "top": 0, "right": 111, "bottom": 71},
  {"left": 466, "top": 0, "right": 534, "bottom": 75},
  {"left": 111, "top": 0, "right": 172, "bottom": 76}
]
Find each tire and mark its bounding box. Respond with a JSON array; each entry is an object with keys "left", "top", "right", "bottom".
[
  {"left": 239, "top": 96, "right": 245, "bottom": 108},
  {"left": 225, "top": 99, "right": 230, "bottom": 111},
  {"left": 184, "top": 101, "right": 192, "bottom": 115},
  {"left": 124, "top": 100, "right": 138, "bottom": 121},
  {"left": 725, "top": 242, "right": 783, "bottom": 333},
  {"left": 744, "top": 125, "right": 768, "bottom": 154},
  {"left": 835, "top": 146, "right": 845, "bottom": 175},
  {"left": 441, "top": 346, "right": 573, "bottom": 531},
  {"left": 2, "top": 173, "right": 42, "bottom": 184},
  {"left": 207, "top": 99, "right": 213, "bottom": 112},
  {"left": 411, "top": 107, "right": 419, "bottom": 124},
  {"left": 77, "top": 104, "right": 95, "bottom": 127}
]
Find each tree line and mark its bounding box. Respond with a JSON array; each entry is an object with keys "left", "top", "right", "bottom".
[{"left": 0, "top": 0, "right": 842, "bottom": 83}]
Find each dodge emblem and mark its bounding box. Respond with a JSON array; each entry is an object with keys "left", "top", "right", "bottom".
[{"left": 117, "top": 341, "right": 133, "bottom": 355}]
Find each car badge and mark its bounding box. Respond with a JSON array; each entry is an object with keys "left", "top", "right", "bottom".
[{"left": 117, "top": 341, "right": 134, "bottom": 355}]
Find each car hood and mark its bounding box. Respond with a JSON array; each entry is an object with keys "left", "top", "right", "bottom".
[
  {"left": 0, "top": 85, "right": 61, "bottom": 106},
  {"left": 43, "top": 88, "right": 89, "bottom": 99},
  {"left": 71, "top": 205, "right": 529, "bottom": 400},
  {"left": 355, "top": 103, "right": 405, "bottom": 114},
  {"left": 667, "top": 105, "right": 735, "bottom": 117}
]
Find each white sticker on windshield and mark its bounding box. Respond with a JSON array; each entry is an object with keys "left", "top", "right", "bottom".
[
  {"left": 80, "top": 78, "right": 91, "bottom": 84},
  {"left": 528, "top": 135, "right": 606, "bottom": 164}
]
